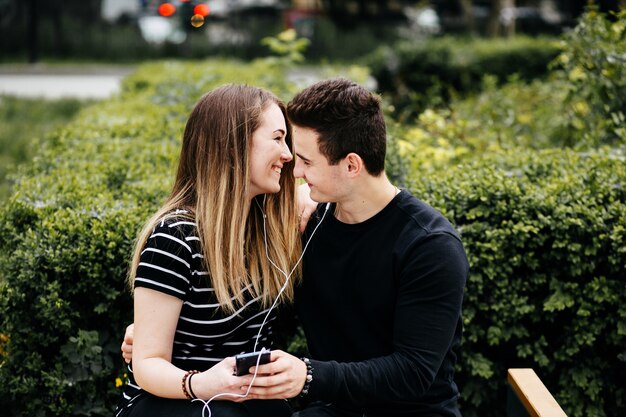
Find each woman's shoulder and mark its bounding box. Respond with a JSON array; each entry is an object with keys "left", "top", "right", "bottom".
[
  {"left": 154, "top": 209, "right": 196, "bottom": 230},
  {"left": 148, "top": 209, "right": 198, "bottom": 243}
]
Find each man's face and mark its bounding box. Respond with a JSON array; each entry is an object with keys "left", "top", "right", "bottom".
[{"left": 293, "top": 125, "right": 343, "bottom": 203}]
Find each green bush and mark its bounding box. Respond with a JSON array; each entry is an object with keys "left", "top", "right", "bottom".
[
  {"left": 551, "top": 8, "right": 626, "bottom": 147},
  {"left": 409, "top": 148, "right": 626, "bottom": 417},
  {"left": 0, "top": 202, "right": 143, "bottom": 416},
  {"left": 0, "top": 96, "right": 87, "bottom": 202},
  {"left": 0, "top": 57, "right": 372, "bottom": 417},
  {"left": 1, "top": 14, "right": 624, "bottom": 416},
  {"left": 365, "top": 35, "right": 561, "bottom": 119},
  {"left": 388, "top": 10, "right": 626, "bottom": 158},
  {"left": 0, "top": 58, "right": 283, "bottom": 416},
  {"left": 390, "top": 75, "right": 570, "bottom": 162},
  {"left": 0, "top": 79, "right": 181, "bottom": 417},
  {"left": 383, "top": 10, "right": 626, "bottom": 416}
]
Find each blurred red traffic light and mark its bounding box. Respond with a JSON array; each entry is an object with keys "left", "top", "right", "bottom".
[
  {"left": 194, "top": 4, "right": 210, "bottom": 17},
  {"left": 158, "top": 3, "right": 176, "bottom": 17}
]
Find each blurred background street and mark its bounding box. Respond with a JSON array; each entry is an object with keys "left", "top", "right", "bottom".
[
  {"left": 3, "top": 0, "right": 620, "bottom": 65},
  {"left": 2, "top": 0, "right": 622, "bottom": 98},
  {"left": 0, "top": 64, "right": 134, "bottom": 98}
]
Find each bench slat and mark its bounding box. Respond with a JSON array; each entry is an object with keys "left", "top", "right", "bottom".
[{"left": 507, "top": 368, "right": 567, "bottom": 417}]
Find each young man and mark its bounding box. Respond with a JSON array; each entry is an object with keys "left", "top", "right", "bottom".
[
  {"left": 265, "top": 78, "right": 469, "bottom": 416},
  {"left": 122, "top": 79, "right": 468, "bottom": 416}
]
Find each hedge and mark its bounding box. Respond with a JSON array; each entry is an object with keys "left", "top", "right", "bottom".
[
  {"left": 365, "top": 35, "right": 561, "bottom": 119},
  {"left": 0, "top": 58, "right": 370, "bottom": 417},
  {"left": 3, "top": 102, "right": 624, "bottom": 417},
  {"left": 1, "top": 12, "right": 625, "bottom": 416},
  {"left": 383, "top": 8, "right": 626, "bottom": 159},
  {"left": 379, "top": 10, "right": 626, "bottom": 415},
  {"left": 406, "top": 148, "right": 626, "bottom": 417},
  {"left": 0, "top": 96, "right": 87, "bottom": 202},
  {"left": 0, "top": 59, "right": 286, "bottom": 416},
  {"left": 554, "top": 9, "right": 626, "bottom": 147}
]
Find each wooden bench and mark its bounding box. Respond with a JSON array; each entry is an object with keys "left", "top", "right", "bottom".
[{"left": 507, "top": 368, "right": 568, "bottom": 417}]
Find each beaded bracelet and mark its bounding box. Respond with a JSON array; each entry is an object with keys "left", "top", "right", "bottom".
[
  {"left": 182, "top": 370, "right": 199, "bottom": 400},
  {"left": 188, "top": 371, "right": 198, "bottom": 399},
  {"left": 300, "top": 357, "right": 313, "bottom": 397}
]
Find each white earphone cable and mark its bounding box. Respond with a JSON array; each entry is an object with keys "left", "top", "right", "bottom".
[{"left": 193, "top": 201, "right": 331, "bottom": 417}]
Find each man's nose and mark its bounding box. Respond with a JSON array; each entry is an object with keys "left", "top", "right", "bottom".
[{"left": 294, "top": 158, "right": 304, "bottom": 179}]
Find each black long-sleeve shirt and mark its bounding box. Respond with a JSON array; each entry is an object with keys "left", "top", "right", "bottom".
[{"left": 296, "top": 190, "right": 469, "bottom": 416}]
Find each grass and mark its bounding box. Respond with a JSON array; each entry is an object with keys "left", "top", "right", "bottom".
[{"left": 0, "top": 95, "right": 90, "bottom": 202}]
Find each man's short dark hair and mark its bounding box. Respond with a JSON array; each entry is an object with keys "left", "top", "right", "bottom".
[{"left": 287, "top": 78, "right": 386, "bottom": 176}]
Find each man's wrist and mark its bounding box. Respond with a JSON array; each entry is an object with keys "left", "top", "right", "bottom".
[{"left": 299, "top": 357, "right": 313, "bottom": 397}]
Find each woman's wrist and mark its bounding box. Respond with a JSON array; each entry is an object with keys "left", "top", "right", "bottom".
[{"left": 182, "top": 370, "right": 199, "bottom": 400}]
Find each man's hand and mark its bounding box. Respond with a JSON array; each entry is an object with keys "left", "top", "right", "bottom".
[
  {"left": 239, "top": 350, "right": 307, "bottom": 400},
  {"left": 297, "top": 183, "right": 318, "bottom": 233},
  {"left": 121, "top": 323, "right": 134, "bottom": 364}
]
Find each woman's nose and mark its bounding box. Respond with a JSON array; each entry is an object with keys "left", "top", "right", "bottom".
[{"left": 280, "top": 144, "right": 293, "bottom": 162}]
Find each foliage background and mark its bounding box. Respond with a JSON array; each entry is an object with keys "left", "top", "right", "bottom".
[
  {"left": 1, "top": 8, "right": 625, "bottom": 417},
  {"left": 0, "top": 96, "right": 87, "bottom": 201}
]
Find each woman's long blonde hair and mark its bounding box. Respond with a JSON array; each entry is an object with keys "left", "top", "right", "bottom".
[{"left": 129, "top": 85, "right": 301, "bottom": 312}]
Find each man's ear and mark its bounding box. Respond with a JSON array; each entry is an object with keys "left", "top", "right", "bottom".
[{"left": 344, "top": 153, "right": 363, "bottom": 177}]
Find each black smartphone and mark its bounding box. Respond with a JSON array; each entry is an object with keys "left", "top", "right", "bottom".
[{"left": 234, "top": 350, "right": 271, "bottom": 376}]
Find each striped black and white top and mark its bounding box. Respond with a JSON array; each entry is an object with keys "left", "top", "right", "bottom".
[{"left": 115, "top": 210, "right": 277, "bottom": 416}]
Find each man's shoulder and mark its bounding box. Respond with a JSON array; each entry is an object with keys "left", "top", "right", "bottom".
[
  {"left": 394, "top": 192, "right": 469, "bottom": 280},
  {"left": 395, "top": 190, "right": 459, "bottom": 239}
]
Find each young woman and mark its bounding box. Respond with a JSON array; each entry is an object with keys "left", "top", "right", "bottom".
[{"left": 115, "top": 85, "right": 306, "bottom": 417}]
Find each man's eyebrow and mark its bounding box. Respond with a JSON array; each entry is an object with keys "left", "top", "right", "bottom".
[{"left": 295, "top": 153, "right": 311, "bottom": 162}]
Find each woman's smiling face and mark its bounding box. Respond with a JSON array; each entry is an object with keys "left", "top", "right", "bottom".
[{"left": 248, "top": 102, "right": 293, "bottom": 199}]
